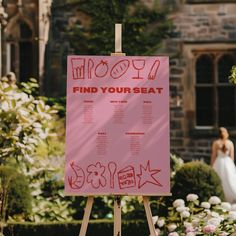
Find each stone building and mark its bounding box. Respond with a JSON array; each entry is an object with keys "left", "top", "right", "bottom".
[
  {"left": 166, "top": 0, "right": 236, "bottom": 161},
  {"left": 0, "top": 0, "right": 51, "bottom": 89},
  {"left": 1, "top": 0, "right": 236, "bottom": 162}
]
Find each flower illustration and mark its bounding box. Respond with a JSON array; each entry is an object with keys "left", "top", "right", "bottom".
[{"left": 87, "top": 162, "right": 106, "bottom": 188}]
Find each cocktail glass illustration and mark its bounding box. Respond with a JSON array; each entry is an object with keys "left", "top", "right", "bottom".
[
  {"left": 71, "top": 58, "right": 85, "bottom": 79},
  {"left": 132, "top": 59, "right": 145, "bottom": 79}
]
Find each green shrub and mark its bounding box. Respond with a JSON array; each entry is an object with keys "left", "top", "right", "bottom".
[
  {"left": 171, "top": 161, "right": 225, "bottom": 202},
  {"left": 0, "top": 166, "right": 32, "bottom": 220},
  {"left": 4, "top": 220, "right": 148, "bottom": 236}
]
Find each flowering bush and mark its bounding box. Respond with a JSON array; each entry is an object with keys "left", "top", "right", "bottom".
[
  {"left": 0, "top": 77, "right": 57, "bottom": 165},
  {"left": 152, "top": 194, "right": 236, "bottom": 235}
]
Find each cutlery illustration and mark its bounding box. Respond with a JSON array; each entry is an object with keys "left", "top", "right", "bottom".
[{"left": 108, "top": 162, "right": 117, "bottom": 189}]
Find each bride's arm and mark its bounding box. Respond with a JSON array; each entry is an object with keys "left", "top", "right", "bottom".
[
  {"left": 211, "top": 141, "right": 217, "bottom": 166},
  {"left": 230, "top": 141, "right": 234, "bottom": 162}
]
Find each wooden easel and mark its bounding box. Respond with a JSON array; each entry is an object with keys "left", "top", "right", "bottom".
[{"left": 78, "top": 24, "right": 157, "bottom": 236}]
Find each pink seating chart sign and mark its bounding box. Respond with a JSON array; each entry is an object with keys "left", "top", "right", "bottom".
[{"left": 65, "top": 55, "right": 170, "bottom": 195}]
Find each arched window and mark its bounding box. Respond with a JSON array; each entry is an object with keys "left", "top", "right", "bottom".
[
  {"left": 196, "top": 54, "right": 213, "bottom": 84},
  {"left": 19, "top": 21, "right": 34, "bottom": 82},
  {"left": 196, "top": 54, "right": 214, "bottom": 126},
  {"left": 195, "top": 53, "right": 236, "bottom": 128},
  {"left": 20, "top": 21, "right": 33, "bottom": 39}
]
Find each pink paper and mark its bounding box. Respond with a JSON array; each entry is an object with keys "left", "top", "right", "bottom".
[{"left": 65, "top": 56, "right": 170, "bottom": 195}]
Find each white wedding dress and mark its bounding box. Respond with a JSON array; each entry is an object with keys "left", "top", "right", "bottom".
[{"left": 213, "top": 149, "right": 236, "bottom": 203}]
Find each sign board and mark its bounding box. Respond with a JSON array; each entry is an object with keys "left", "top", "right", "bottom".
[{"left": 65, "top": 56, "right": 170, "bottom": 195}]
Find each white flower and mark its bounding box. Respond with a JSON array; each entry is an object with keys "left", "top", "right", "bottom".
[
  {"left": 184, "top": 222, "right": 192, "bottom": 228},
  {"left": 187, "top": 194, "right": 198, "bottom": 202},
  {"left": 181, "top": 210, "right": 190, "bottom": 218},
  {"left": 204, "top": 209, "right": 211, "bottom": 215},
  {"left": 221, "top": 202, "right": 231, "bottom": 211},
  {"left": 152, "top": 216, "right": 158, "bottom": 225},
  {"left": 168, "top": 232, "right": 179, "bottom": 236},
  {"left": 157, "top": 218, "right": 165, "bottom": 228},
  {"left": 167, "top": 223, "right": 177, "bottom": 232},
  {"left": 208, "top": 217, "right": 221, "bottom": 226},
  {"left": 211, "top": 211, "right": 220, "bottom": 218},
  {"left": 201, "top": 202, "right": 211, "bottom": 209},
  {"left": 231, "top": 204, "right": 236, "bottom": 211},
  {"left": 228, "top": 211, "right": 236, "bottom": 220},
  {"left": 191, "top": 219, "right": 200, "bottom": 227},
  {"left": 208, "top": 196, "right": 221, "bottom": 205},
  {"left": 176, "top": 206, "right": 189, "bottom": 212},
  {"left": 186, "top": 233, "right": 196, "bottom": 236},
  {"left": 173, "top": 199, "right": 185, "bottom": 208}
]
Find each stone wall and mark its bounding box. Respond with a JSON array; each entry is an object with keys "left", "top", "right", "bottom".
[
  {"left": 167, "top": 2, "right": 236, "bottom": 162},
  {"left": 172, "top": 3, "right": 236, "bottom": 42}
]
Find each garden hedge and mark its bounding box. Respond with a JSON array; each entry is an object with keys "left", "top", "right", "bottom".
[{"left": 4, "top": 220, "right": 148, "bottom": 236}]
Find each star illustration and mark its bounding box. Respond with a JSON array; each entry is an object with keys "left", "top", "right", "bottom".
[{"left": 137, "top": 161, "right": 162, "bottom": 188}]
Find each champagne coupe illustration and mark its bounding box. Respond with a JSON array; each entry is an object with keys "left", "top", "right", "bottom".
[{"left": 132, "top": 59, "right": 145, "bottom": 79}]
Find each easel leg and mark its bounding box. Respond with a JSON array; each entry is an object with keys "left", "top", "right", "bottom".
[
  {"left": 79, "top": 196, "right": 94, "bottom": 236},
  {"left": 114, "top": 196, "right": 122, "bottom": 236},
  {"left": 143, "top": 196, "right": 157, "bottom": 236}
]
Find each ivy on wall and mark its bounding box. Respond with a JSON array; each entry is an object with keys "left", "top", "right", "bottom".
[{"left": 66, "top": 0, "right": 171, "bottom": 55}]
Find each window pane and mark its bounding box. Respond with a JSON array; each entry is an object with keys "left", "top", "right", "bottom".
[
  {"left": 196, "top": 87, "right": 214, "bottom": 126},
  {"left": 20, "top": 42, "right": 33, "bottom": 82},
  {"left": 218, "top": 54, "right": 234, "bottom": 83},
  {"left": 20, "top": 22, "right": 32, "bottom": 39},
  {"left": 196, "top": 55, "right": 213, "bottom": 84},
  {"left": 218, "top": 87, "right": 236, "bottom": 127}
]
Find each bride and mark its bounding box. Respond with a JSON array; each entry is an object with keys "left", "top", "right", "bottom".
[{"left": 211, "top": 127, "right": 236, "bottom": 203}]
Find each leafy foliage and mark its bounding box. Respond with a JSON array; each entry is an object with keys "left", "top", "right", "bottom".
[
  {"left": 171, "top": 161, "right": 225, "bottom": 202},
  {"left": 0, "top": 78, "right": 57, "bottom": 165},
  {"left": 67, "top": 0, "right": 171, "bottom": 55},
  {"left": 229, "top": 65, "right": 236, "bottom": 84},
  {"left": 0, "top": 166, "right": 32, "bottom": 222},
  {"left": 4, "top": 220, "right": 148, "bottom": 236}
]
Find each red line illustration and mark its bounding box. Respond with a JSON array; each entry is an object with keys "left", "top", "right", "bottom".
[
  {"left": 95, "top": 60, "right": 109, "bottom": 78},
  {"left": 87, "top": 162, "right": 107, "bottom": 189},
  {"left": 71, "top": 58, "right": 85, "bottom": 80},
  {"left": 137, "top": 160, "right": 162, "bottom": 189},
  {"left": 68, "top": 162, "right": 85, "bottom": 189},
  {"left": 132, "top": 59, "right": 145, "bottom": 79},
  {"left": 88, "top": 59, "right": 94, "bottom": 79},
  {"left": 110, "top": 60, "right": 130, "bottom": 79},
  {"left": 147, "top": 60, "right": 160, "bottom": 80},
  {"left": 117, "top": 165, "right": 136, "bottom": 189},
  {"left": 108, "top": 162, "right": 117, "bottom": 189}
]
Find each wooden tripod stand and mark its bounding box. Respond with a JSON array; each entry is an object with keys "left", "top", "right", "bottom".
[{"left": 78, "top": 195, "right": 157, "bottom": 236}]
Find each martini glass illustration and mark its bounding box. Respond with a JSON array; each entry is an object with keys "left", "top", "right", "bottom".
[{"left": 132, "top": 59, "right": 145, "bottom": 79}]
